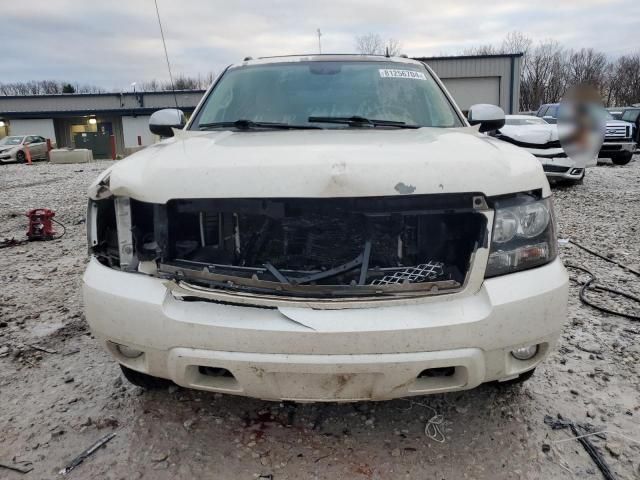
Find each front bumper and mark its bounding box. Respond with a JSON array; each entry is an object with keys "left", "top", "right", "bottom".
[
  {"left": 537, "top": 156, "right": 585, "bottom": 180},
  {"left": 0, "top": 152, "right": 15, "bottom": 162},
  {"left": 598, "top": 141, "right": 636, "bottom": 157},
  {"left": 83, "top": 257, "right": 568, "bottom": 402}
]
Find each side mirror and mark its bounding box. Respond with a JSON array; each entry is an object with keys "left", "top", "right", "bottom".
[
  {"left": 467, "top": 104, "right": 505, "bottom": 133},
  {"left": 149, "top": 108, "right": 186, "bottom": 137}
]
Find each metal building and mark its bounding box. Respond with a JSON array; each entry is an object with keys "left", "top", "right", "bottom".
[
  {"left": 0, "top": 90, "right": 204, "bottom": 157},
  {"left": 415, "top": 53, "right": 522, "bottom": 114}
]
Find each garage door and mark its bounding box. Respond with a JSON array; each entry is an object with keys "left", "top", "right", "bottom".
[
  {"left": 8, "top": 118, "right": 57, "bottom": 143},
  {"left": 440, "top": 77, "right": 500, "bottom": 112}
]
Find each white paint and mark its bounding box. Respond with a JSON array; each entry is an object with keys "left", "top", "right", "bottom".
[
  {"left": 83, "top": 257, "right": 568, "bottom": 401},
  {"left": 121, "top": 115, "right": 155, "bottom": 148},
  {"left": 9, "top": 118, "right": 56, "bottom": 143},
  {"left": 98, "top": 127, "right": 551, "bottom": 204}
]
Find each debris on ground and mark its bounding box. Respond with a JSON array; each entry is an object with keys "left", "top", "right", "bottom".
[
  {"left": 544, "top": 415, "right": 616, "bottom": 480},
  {"left": 0, "top": 461, "right": 34, "bottom": 474},
  {"left": 59, "top": 432, "right": 117, "bottom": 475}
]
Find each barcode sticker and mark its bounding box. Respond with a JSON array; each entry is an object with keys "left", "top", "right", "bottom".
[{"left": 379, "top": 69, "right": 427, "bottom": 80}]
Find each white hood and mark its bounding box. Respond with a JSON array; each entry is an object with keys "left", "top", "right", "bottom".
[
  {"left": 100, "top": 127, "right": 550, "bottom": 203},
  {"left": 498, "top": 124, "right": 558, "bottom": 145}
]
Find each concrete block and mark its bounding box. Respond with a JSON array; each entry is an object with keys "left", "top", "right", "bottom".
[{"left": 49, "top": 149, "right": 94, "bottom": 164}]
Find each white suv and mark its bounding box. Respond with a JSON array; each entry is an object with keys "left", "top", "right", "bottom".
[{"left": 83, "top": 55, "right": 568, "bottom": 402}]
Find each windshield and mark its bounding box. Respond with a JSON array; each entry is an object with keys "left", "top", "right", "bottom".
[
  {"left": 505, "top": 117, "right": 546, "bottom": 126},
  {"left": 191, "top": 61, "right": 463, "bottom": 129},
  {"left": 0, "top": 136, "right": 24, "bottom": 146}
]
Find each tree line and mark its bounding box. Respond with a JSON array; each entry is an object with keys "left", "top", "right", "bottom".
[
  {"left": 460, "top": 31, "right": 640, "bottom": 110},
  {"left": 139, "top": 73, "right": 216, "bottom": 91},
  {"left": 0, "top": 73, "right": 215, "bottom": 96},
  {"left": 354, "top": 31, "right": 640, "bottom": 110},
  {"left": 0, "top": 80, "right": 106, "bottom": 96}
]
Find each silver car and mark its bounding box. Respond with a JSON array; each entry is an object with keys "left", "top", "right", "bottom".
[{"left": 0, "top": 135, "right": 48, "bottom": 163}]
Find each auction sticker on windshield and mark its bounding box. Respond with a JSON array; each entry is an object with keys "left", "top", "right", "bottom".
[{"left": 379, "top": 69, "right": 427, "bottom": 80}]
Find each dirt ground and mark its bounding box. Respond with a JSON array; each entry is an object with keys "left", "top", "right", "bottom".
[{"left": 1, "top": 157, "right": 639, "bottom": 480}]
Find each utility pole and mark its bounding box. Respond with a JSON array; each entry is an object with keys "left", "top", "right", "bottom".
[{"left": 317, "top": 29, "right": 322, "bottom": 54}]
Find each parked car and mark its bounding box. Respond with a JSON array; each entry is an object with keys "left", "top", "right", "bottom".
[
  {"left": 600, "top": 111, "right": 636, "bottom": 164},
  {"left": 606, "top": 108, "right": 624, "bottom": 120},
  {"left": 535, "top": 104, "right": 560, "bottom": 124},
  {"left": 0, "top": 135, "right": 48, "bottom": 163},
  {"left": 536, "top": 103, "right": 636, "bottom": 165},
  {"left": 496, "top": 115, "right": 594, "bottom": 184},
  {"left": 84, "top": 55, "right": 568, "bottom": 402},
  {"left": 620, "top": 107, "right": 640, "bottom": 144}
]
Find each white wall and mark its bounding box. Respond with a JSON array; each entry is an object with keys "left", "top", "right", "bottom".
[
  {"left": 441, "top": 77, "right": 500, "bottom": 111},
  {"left": 122, "top": 116, "right": 155, "bottom": 148},
  {"left": 9, "top": 118, "right": 56, "bottom": 143}
]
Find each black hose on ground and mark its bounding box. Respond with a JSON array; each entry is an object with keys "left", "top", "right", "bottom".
[
  {"left": 51, "top": 218, "right": 66, "bottom": 240},
  {"left": 564, "top": 239, "right": 640, "bottom": 321},
  {"left": 568, "top": 239, "right": 640, "bottom": 276},
  {"left": 0, "top": 238, "right": 29, "bottom": 249}
]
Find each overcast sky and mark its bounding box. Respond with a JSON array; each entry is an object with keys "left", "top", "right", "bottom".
[{"left": 2, "top": 0, "right": 638, "bottom": 90}]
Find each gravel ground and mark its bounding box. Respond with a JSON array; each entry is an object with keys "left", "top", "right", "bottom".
[{"left": 1, "top": 158, "right": 639, "bottom": 480}]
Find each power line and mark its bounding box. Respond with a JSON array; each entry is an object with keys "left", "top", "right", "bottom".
[{"left": 153, "top": 0, "right": 179, "bottom": 109}]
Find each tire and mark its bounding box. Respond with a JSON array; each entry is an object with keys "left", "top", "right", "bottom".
[
  {"left": 496, "top": 368, "right": 536, "bottom": 387},
  {"left": 16, "top": 150, "right": 26, "bottom": 163},
  {"left": 611, "top": 152, "right": 632, "bottom": 165},
  {"left": 120, "top": 365, "right": 174, "bottom": 389}
]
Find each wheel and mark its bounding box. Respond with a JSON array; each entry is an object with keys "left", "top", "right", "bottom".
[
  {"left": 16, "top": 150, "right": 26, "bottom": 163},
  {"left": 496, "top": 368, "right": 536, "bottom": 387},
  {"left": 611, "top": 152, "right": 632, "bottom": 165},
  {"left": 120, "top": 365, "right": 173, "bottom": 389}
]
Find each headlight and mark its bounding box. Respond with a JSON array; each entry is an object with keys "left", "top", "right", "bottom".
[{"left": 485, "top": 194, "right": 556, "bottom": 277}]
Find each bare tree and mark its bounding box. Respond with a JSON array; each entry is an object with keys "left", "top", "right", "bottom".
[
  {"left": 608, "top": 54, "right": 640, "bottom": 106},
  {"left": 0, "top": 80, "right": 105, "bottom": 95},
  {"left": 355, "top": 33, "right": 384, "bottom": 55},
  {"left": 355, "top": 33, "right": 402, "bottom": 56},
  {"left": 141, "top": 73, "right": 215, "bottom": 92},
  {"left": 500, "top": 31, "right": 532, "bottom": 56},
  {"left": 520, "top": 40, "right": 568, "bottom": 111},
  {"left": 567, "top": 49, "right": 607, "bottom": 90},
  {"left": 142, "top": 79, "right": 162, "bottom": 91},
  {"left": 462, "top": 44, "right": 498, "bottom": 55},
  {"left": 385, "top": 38, "right": 402, "bottom": 56}
]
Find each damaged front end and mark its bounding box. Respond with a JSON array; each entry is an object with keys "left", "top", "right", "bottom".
[{"left": 88, "top": 193, "right": 490, "bottom": 304}]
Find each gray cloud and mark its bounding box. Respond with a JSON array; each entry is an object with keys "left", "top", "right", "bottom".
[{"left": 2, "top": 0, "right": 638, "bottom": 90}]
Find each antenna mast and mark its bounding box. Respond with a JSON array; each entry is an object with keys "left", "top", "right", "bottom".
[
  {"left": 317, "top": 29, "right": 322, "bottom": 54},
  {"left": 154, "top": 0, "right": 179, "bottom": 109}
]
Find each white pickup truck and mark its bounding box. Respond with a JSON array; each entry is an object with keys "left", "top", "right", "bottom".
[
  {"left": 84, "top": 55, "right": 568, "bottom": 402},
  {"left": 536, "top": 103, "right": 636, "bottom": 165}
]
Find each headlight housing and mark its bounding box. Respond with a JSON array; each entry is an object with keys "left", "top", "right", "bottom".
[{"left": 485, "top": 194, "right": 557, "bottom": 277}]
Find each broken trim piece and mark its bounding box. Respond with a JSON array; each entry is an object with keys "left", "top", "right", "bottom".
[
  {"left": 166, "top": 278, "right": 460, "bottom": 310},
  {"left": 114, "top": 196, "right": 137, "bottom": 271},
  {"left": 161, "top": 260, "right": 461, "bottom": 300}
]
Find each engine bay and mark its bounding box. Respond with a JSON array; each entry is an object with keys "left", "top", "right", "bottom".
[{"left": 91, "top": 194, "right": 488, "bottom": 298}]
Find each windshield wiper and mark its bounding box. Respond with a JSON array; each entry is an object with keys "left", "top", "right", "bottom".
[
  {"left": 308, "top": 116, "right": 421, "bottom": 128},
  {"left": 198, "top": 120, "right": 321, "bottom": 130}
]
